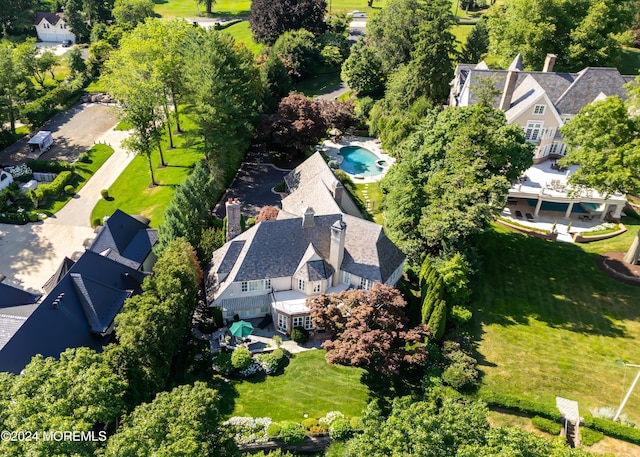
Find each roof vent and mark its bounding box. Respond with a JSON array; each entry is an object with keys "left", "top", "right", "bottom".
[{"left": 52, "top": 292, "right": 65, "bottom": 309}]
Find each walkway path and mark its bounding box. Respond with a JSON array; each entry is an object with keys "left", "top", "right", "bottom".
[{"left": 0, "top": 126, "right": 133, "bottom": 293}]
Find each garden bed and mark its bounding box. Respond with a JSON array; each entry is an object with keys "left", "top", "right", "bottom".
[{"left": 572, "top": 223, "right": 626, "bottom": 243}]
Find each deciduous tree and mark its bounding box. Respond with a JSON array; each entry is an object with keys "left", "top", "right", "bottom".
[
  {"left": 248, "top": 0, "right": 327, "bottom": 44},
  {"left": 307, "top": 284, "right": 430, "bottom": 375},
  {"left": 341, "top": 39, "right": 385, "bottom": 96},
  {"left": 112, "top": 0, "right": 155, "bottom": 29}
]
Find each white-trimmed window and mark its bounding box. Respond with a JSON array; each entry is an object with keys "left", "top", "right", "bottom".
[
  {"left": 43, "top": 23, "right": 50, "bottom": 29},
  {"left": 360, "top": 277, "right": 374, "bottom": 290},
  {"left": 241, "top": 279, "right": 271, "bottom": 293},
  {"left": 533, "top": 104, "right": 545, "bottom": 115},
  {"left": 313, "top": 282, "right": 321, "bottom": 293},
  {"left": 277, "top": 314, "right": 287, "bottom": 331},
  {"left": 293, "top": 316, "right": 304, "bottom": 328},
  {"left": 304, "top": 315, "right": 313, "bottom": 329},
  {"left": 342, "top": 271, "right": 351, "bottom": 285},
  {"left": 297, "top": 278, "right": 305, "bottom": 291},
  {"left": 524, "top": 122, "right": 543, "bottom": 141}
]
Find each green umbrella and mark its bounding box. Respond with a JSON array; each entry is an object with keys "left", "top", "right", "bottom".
[{"left": 229, "top": 320, "right": 254, "bottom": 338}]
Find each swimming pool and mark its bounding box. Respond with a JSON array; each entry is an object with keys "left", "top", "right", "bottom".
[{"left": 338, "top": 146, "right": 383, "bottom": 177}]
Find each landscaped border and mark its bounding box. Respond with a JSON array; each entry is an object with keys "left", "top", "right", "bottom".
[
  {"left": 572, "top": 223, "right": 627, "bottom": 243},
  {"left": 494, "top": 217, "right": 558, "bottom": 241}
]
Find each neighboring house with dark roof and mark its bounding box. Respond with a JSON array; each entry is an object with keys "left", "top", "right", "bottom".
[
  {"left": 206, "top": 153, "right": 405, "bottom": 334},
  {"left": 0, "top": 251, "right": 149, "bottom": 374},
  {"left": 34, "top": 12, "right": 75, "bottom": 43},
  {"left": 449, "top": 54, "right": 630, "bottom": 221},
  {"left": 0, "top": 283, "right": 41, "bottom": 354},
  {"left": 86, "top": 209, "right": 158, "bottom": 272}
]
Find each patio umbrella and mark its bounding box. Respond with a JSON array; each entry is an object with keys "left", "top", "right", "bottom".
[
  {"left": 329, "top": 128, "right": 342, "bottom": 137},
  {"left": 229, "top": 320, "right": 254, "bottom": 338}
]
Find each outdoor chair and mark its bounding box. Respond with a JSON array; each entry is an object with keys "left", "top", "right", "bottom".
[
  {"left": 515, "top": 210, "right": 523, "bottom": 219},
  {"left": 526, "top": 213, "right": 535, "bottom": 222}
]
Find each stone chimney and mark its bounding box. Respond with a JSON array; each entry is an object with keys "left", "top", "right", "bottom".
[
  {"left": 543, "top": 53, "right": 557, "bottom": 73},
  {"left": 226, "top": 198, "right": 241, "bottom": 241},
  {"left": 329, "top": 219, "right": 346, "bottom": 283},
  {"left": 302, "top": 207, "right": 315, "bottom": 228},
  {"left": 499, "top": 70, "right": 519, "bottom": 111},
  {"left": 331, "top": 179, "right": 344, "bottom": 205}
]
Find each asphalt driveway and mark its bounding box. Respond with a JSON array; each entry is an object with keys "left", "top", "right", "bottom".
[{"left": 0, "top": 103, "right": 118, "bottom": 166}]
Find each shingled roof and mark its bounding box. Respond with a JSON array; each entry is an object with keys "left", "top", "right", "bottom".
[
  {"left": 34, "top": 12, "right": 64, "bottom": 26},
  {"left": 451, "top": 57, "right": 634, "bottom": 115},
  {"left": 207, "top": 153, "right": 405, "bottom": 302}
]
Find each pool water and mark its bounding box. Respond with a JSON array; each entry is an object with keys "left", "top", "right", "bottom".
[{"left": 338, "top": 146, "right": 383, "bottom": 177}]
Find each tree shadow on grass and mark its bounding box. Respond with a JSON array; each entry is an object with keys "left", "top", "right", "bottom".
[{"left": 474, "top": 228, "right": 640, "bottom": 338}]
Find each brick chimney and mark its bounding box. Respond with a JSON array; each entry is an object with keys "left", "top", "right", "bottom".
[
  {"left": 331, "top": 179, "right": 344, "bottom": 204},
  {"left": 302, "top": 207, "right": 315, "bottom": 228},
  {"left": 499, "top": 70, "right": 519, "bottom": 111},
  {"left": 225, "top": 198, "right": 241, "bottom": 241},
  {"left": 543, "top": 54, "right": 557, "bottom": 73}
]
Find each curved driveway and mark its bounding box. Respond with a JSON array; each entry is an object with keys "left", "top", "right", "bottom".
[{"left": 0, "top": 128, "right": 133, "bottom": 294}]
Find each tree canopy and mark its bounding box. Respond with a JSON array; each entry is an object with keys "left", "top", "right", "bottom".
[
  {"left": 249, "top": 0, "right": 327, "bottom": 44},
  {"left": 560, "top": 93, "right": 640, "bottom": 196},
  {"left": 307, "top": 284, "right": 430, "bottom": 375},
  {"left": 381, "top": 104, "right": 533, "bottom": 262}
]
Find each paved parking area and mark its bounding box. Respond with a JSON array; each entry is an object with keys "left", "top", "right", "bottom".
[{"left": 0, "top": 103, "right": 118, "bottom": 166}]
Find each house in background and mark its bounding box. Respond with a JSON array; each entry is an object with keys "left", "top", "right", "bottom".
[
  {"left": 449, "top": 54, "right": 630, "bottom": 221},
  {"left": 0, "top": 282, "right": 42, "bottom": 356},
  {"left": 0, "top": 210, "right": 158, "bottom": 374},
  {"left": 34, "top": 12, "right": 75, "bottom": 43},
  {"left": 206, "top": 152, "right": 405, "bottom": 334}
]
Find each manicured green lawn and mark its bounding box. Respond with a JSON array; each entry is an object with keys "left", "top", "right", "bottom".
[
  {"left": 355, "top": 182, "right": 383, "bottom": 224},
  {"left": 619, "top": 47, "right": 640, "bottom": 76},
  {"left": 475, "top": 218, "right": 640, "bottom": 425},
  {"left": 452, "top": 24, "right": 473, "bottom": 51},
  {"left": 222, "top": 21, "right": 264, "bottom": 55},
  {"left": 38, "top": 144, "right": 114, "bottom": 216},
  {"left": 232, "top": 350, "right": 369, "bottom": 421},
  {"left": 293, "top": 69, "right": 342, "bottom": 98},
  {"left": 90, "top": 115, "right": 204, "bottom": 226}
]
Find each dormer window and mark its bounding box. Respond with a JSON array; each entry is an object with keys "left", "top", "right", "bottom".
[{"left": 533, "top": 104, "right": 545, "bottom": 115}]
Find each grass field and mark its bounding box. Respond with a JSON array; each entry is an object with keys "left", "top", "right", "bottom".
[
  {"left": 38, "top": 144, "right": 114, "bottom": 216},
  {"left": 355, "top": 182, "right": 383, "bottom": 224},
  {"left": 231, "top": 350, "right": 369, "bottom": 421},
  {"left": 90, "top": 115, "right": 203, "bottom": 226},
  {"left": 222, "top": 21, "right": 264, "bottom": 55},
  {"left": 475, "top": 218, "right": 640, "bottom": 426},
  {"left": 154, "top": 0, "right": 386, "bottom": 17},
  {"left": 293, "top": 69, "right": 342, "bottom": 97}
]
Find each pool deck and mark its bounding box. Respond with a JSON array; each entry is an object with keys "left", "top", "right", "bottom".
[{"left": 320, "top": 136, "right": 394, "bottom": 183}]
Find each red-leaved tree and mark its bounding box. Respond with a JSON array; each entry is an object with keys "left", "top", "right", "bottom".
[{"left": 307, "top": 283, "right": 430, "bottom": 375}]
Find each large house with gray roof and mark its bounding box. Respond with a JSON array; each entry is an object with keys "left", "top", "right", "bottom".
[
  {"left": 206, "top": 153, "right": 405, "bottom": 334},
  {"left": 449, "top": 54, "right": 632, "bottom": 221}
]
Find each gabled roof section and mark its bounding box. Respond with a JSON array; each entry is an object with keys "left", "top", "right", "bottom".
[
  {"left": 42, "top": 256, "right": 75, "bottom": 294},
  {"left": 88, "top": 209, "right": 157, "bottom": 269},
  {"left": 507, "top": 54, "right": 524, "bottom": 71},
  {"left": 554, "top": 67, "right": 629, "bottom": 115},
  {"left": 34, "top": 11, "right": 64, "bottom": 26},
  {"left": 282, "top": 152, "right": 360, "bottom": 217},
  {"left": 505, "top": 75, "right": 564, "bottom": 126},
  {"left": 0, "top": 250, "right": 148, "bottom": 374},
  {"left": 293, "top": 244, "right": 334, "bottom": 281},
  {"left": 0, "top": 283, "right": 41, "bottom": 308}
]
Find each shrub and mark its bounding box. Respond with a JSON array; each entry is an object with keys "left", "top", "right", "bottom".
[
  {"left": 290, "top": 326, "right": 308, "bottom": 344},
  {"left": 319, "top": 411, "right": 345, "bottom": 427},
  {"left": 64, "top": 185, "right": 75, "bottom": 195},
  {"left": 442, "top": 341, "right": 479, "bottom": 390},
  {"left": 267, "top": 423, "right": 282, "bottom": 439},
  {"left": 582, "top": 416, "right": 640, "bottom": 445},
  {"left": 9, "top": 164, "right": 32, "bottom": 179},
  {"left": 77, "top": 152, "right": 91, "bottom": 163},
  {"left": 272, "top": 348, "right": 285, "bottom": 361},
  {"left": 581, "top": 427, "right": 604, "bottom": 446},
  {"left": 328, "top": 160, "right": 339, "bottom": 169},
  {"left": 213, "top": 351, "right": 234, "bottom": 375},
  {"left": 26, "top": 159, "right": 73, "bottom": 173},
  {"left": 449, "top": 305, "right": 472, "bottom": 325},
  {"left": 301, "top": 418, "right": 318, "bottom": 430},
  {"left": 278, "top": 422, "right": 306, "bottom": 444},
  {"left": 531, "top": 416, "right": 561, "bottom": 435},
  {"left": 231, "top": 347, "right": 253, "bottom": 370},
  {"left": 328, "top": 417, "right": 352, "bottom": 441},
  {"left": 272, "top": 336, "right": 283, "bottom": 349},
  {"left": 349, "top": 416, "right": 362, "bottom": 430},
  {"left": 274, "top": 180, "right": 286, "bottom": 192},
  {"left": 224, "top": 416, "right": 272, "bottom": 445},
  {"left": 92, "top": 217, "right": 103, "bottom": 227},
  {"left": 28, "top": 212, "right": 39, "bottom": 222},
  {"left": 271, "top": 30, "right": 320, "bottom": 80},
  {"left": 101, "top": 189, "right": 109, "bottom": 200},
  {"left": 254, "top": 352, "right": 279, "bottom": 374},
  {"left": 211, "top": 307, "right": 223, "bottom": 327},
  {"left": 247, "top": 217, "right": 256, "bottom": 228},
  {"left": 309, "top": 425, "right": 324, "bottom": 434},
  {"left": 478, "top": 391, "right": 561, "bottom": 420}
]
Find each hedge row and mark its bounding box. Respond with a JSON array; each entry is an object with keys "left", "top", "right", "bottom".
[
  {"left": 30, "top": 171, "right": 72, "bottom": 203},
  {"left": 0, "top": 211, "right": 38, "bottom": 224},
  {"left": 479, "top": 391, "right": 561, "bottom": 420},
  {"left": 481, "top": 390, "right": 640, "bottom": 445},
  {"left": 26, "top": 159, "right": 73, "bottom": 173},
  {"left": 583, "top": 416, "right": 640, "bottom": 445},
  {"left": 531, "top": 416, "right": 561, "bottom": 434},
  {"left": 21, "top": 76, "right": 87, "bottom": 128}
]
